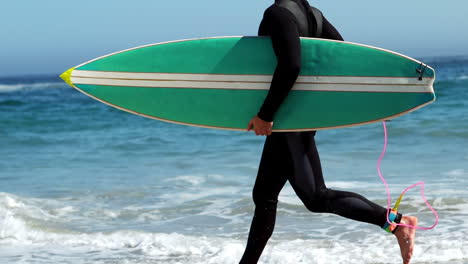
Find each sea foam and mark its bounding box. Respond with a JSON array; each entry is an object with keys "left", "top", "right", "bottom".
[
  {"left": 1, "top": 192, "right": 468, "bottom": 263},
  {"left": 0, "top": 81, "right": 64, "bottom": 93}
]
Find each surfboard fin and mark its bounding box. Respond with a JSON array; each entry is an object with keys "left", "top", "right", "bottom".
[{"left": 60, "top": 67, "right": 75, "bottom": 87}]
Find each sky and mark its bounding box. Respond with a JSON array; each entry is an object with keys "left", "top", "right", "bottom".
[{"left": 0, "top": 0, "right": 467, "bottom": 77}]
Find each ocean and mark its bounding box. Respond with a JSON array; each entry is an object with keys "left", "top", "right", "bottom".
[{"left": 1, "top": 56, "right": 467, "bottom": 263}]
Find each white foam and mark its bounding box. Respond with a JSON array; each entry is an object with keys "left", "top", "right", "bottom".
[
  {"left": 1, "top": 219, "right": 466, "bottom": 264},
  {"left": 0, "top": 82, "right": 63, "bottom": 93},
  {"left": 326, "top": 180, "right": 375, "bottom": 189},
  {"left": 53, "top": 205, "right": 78, "bottom": 216},
  {"left": 165, "top": 175, "right": 206, "bottom": 185},
  {"left": 1, "top": 192, "right": 468, "bottom": 263},
  {"left": 136, "top": 211, "right": 163, "bottom": 222},
  {"left": 1, "top": 203, "right": 467, "bottom": 263},
  {"left": 2, "top": 195, "right": 23, "bottom": 208},
  {"left": 443, "top": 169, "right": 467, "bottom": 177},
  {"left": 0, "top": 193, "right": 70, "bottom": 222},
  {"left": 159, "top": 185, "right": 240, "bottom": 203}
]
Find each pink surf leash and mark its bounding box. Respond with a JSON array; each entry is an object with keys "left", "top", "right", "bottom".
[{"left": 377, "top": 121, "right": 439, "bottom": 230}]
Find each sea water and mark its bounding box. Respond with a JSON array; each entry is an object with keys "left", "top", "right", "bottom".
[{"left": 1, "top": 56, "right": 467, "bottom": 263}]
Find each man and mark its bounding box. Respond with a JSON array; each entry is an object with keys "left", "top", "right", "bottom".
[{"left": 242, "top": 1, "right": 417, "bottom": 263}]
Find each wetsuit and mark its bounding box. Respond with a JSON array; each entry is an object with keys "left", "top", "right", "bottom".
[{"left": 239, "top": 1, "right": 401, "bottom": 263}]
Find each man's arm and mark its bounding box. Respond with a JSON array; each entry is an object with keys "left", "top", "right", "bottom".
[{"left": 257, "top": 7, "right": 302, "bottom": 122}]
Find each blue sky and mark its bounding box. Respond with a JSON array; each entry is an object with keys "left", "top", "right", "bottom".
[{"left": 0, "top": 0, "right": 467, "bottom": 77}]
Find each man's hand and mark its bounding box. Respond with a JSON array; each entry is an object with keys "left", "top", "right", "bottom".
[{"left": 247, "top": 116, "right": 273, "bottom": 136}]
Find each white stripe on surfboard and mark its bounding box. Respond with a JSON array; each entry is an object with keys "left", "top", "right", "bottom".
[
  {"left": 72, "top": 70, "right": 432, "bottom": 86},
  {"left": 71, "top": 76, "right": 433, "bottom": 93}
]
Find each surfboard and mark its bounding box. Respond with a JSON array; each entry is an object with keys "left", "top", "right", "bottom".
[{"left": 60, "top": 36, "right": 436, "bottom": 131}]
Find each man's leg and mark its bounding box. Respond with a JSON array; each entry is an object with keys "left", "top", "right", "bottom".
[
  {"left": 285, "top": 132, "right": 417, "bottom": 264},
  {"left": 239, "top": 133, "right": 291, "bottom": 264},
  {"left": 285, "top": 132, "right": 392, "bottom": 226}
]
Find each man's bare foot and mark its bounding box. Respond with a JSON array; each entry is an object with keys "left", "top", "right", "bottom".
[{"left": 394, "top": 216, "right": 418, "bottom": 264}]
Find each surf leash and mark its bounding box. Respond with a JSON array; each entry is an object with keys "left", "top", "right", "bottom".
[{"left": 377, "top": 121, "right": 439, "bottom": 231}]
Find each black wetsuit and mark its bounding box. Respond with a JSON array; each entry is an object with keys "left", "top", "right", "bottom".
[{"left": 240, "top": 1, "right": 401, "bottom": 263}]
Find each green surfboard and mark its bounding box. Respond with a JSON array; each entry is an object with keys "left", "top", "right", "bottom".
[{"left": 60, "top": 36, "right": 435, "bottom": 131}]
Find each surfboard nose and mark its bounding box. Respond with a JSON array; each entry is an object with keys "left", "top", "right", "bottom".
[{"left": 60, "top": 67, "right": 75, "bottom": 87}]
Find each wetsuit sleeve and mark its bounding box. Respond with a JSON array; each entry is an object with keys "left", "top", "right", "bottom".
[{"left": 257, "top": 7, "right": 301, "bottom": 122}]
